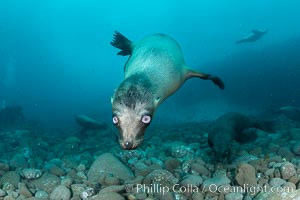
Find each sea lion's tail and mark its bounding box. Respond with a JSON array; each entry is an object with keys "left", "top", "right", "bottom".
[{"left": 186, "top": 69, "right": 225, "bottom": 90}]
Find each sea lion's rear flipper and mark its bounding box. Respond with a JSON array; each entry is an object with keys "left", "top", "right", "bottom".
[
  {"left": 186, "top": 69, "right": 225, "bottom": 89},
  {"left": 110, "top": 31, "right": 133, "bottom": 56},
  {"left": 235, "top": 39, "right": 246, "bottom": 44}
]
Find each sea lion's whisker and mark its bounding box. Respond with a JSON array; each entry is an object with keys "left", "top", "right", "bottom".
[{"left": 134, "top": 138, "right": 144, "bottom": 147}]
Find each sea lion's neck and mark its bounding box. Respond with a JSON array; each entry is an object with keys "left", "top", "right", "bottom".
[{"left": 113, "top": 74, "right": 155, "bottom": 109}]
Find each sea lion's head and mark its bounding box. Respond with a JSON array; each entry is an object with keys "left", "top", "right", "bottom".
[
  {"left": 208, "top": 126, "right": 233, "bottom": 162},
  {"left": 111, "top": 75, "right": 159, "bottom": 150},
  {"left": 112, "top": 103, "right": 154, "bottom": 150},
  {"left": 208, "top": 138, "right": 231, "bottom": 161}
]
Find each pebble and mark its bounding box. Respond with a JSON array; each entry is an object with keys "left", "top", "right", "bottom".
[
  {"left": 170, "top": 145, "right": 191, "bottom": 158},
  {"left": 280, "top": 162, "right": 296, "bottom": 180},
  {"left": 0, "top": 189, "right": 6, "bottom": 197},
  {"left": 18, "top": 182, "right": 32, "bottom": 197},
  {"left": 282, "top": 182, "right": 296, "bottom": 191},
  {"left": 264, "top": 168, "right": 275, "bottom": 177},
  {"left": 99, "top": 185, "right": 125, "bottom": 193},
  {"left": 61, "top": 177, "right": 73, "bottom": 187},
  {"left": 76, "top": 163, "right": 86, "bottom": 172},
  {"left": 49, "top": 165, "right": 66, "bottom": 176},
  {"left": 253, "top": 188, "right": 300, "bottom": 200},
  {"left": 35, "top": 190, "right": 49, "bottom": 199},
  {"left": 192, "top": 192, "right": 204, "bottom": 200},
  {"left": 9, "top": 153, "right": 28, "bottom": 169},
  {"left": 0, "top": 162, "right": 9, "bottom": 171},
  {"left": 181, "top": 175, "right": 203, "bottom": 187},
  {"left": 71, "top": 184, "right": 86, "bottom": 197},
  {"left": 144, "top": 169, "right": 178, "bottom": 187},
  {"left": 277, "top": 147, "right": 294, "bottom": 160},
  {"left": 50, "top": 185, "right": 71, "bottom": 200},
  {"left": 87, "top": 153, "right": 134, "bottom": 182},
  {"left": 31, "top": 173, "right": 60, "bottom": 194},
  {"left": 164, "top": 158, "right": 181, "bottom": 173},
  {"left": 89, "top": 192, "right": 125, "bottom": 200},
  {"left": 105, "top": 174, "right": 120, "bottom": 185},
  {"left": 203, "top": 170, "right": 230, "bottom": 190},
  {"left": 191, "top": 163, "right": 210, "bottom": 176},
  {"left": 0, "top": 171, "right": 20, "bottom": 188},
  {"left": 235, "top": 163, "right": 257, "bottom": 187},
  {"left": 269, "top": 177, "right": 286, "bottom": 187},
  {"left": 21, "top": 168, "right": 43, "bottom": 180},
  {"left": 232, "top": 154, "right": 258, "bottom": 164},
  {"left": 225, "top": 193, "right": 243, "bottom": 200},
  {"left": 4, "top": 196, "right": 16, "bottom": 200},
  {"left": 292, "top": 141, "right": 300, "bottom": 155}
]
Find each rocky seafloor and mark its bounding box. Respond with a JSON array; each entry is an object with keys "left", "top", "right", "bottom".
[{"left": 1, "top": 112, "right": 300, "bottom": 200}]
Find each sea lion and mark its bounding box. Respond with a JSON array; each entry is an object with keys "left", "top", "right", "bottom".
[
  {"left": 110, "top": 31, "right": 224, "bottom": 150},
  {"left": 235, "top": 29, "right": 268, "bottom": 44},
  {"left": 278, "top": 106, "right": 300, "bottom": 122},
  {"left": 0, "top": 105, "right": 24, "bottom": 129},
  {"left": 75, "top": 114, "right": 107, "bottom": 131},
  {"left": 208, "top": 112, "right": 259, "bottom": 161}
]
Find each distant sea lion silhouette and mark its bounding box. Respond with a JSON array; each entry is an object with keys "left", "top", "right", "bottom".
[
  {"left": 278, "top": 106, "right": 300, "bottom": 122},
  {"left": 0, "top": 105, "right": 24, "bottom": 129},
  {"left": 110, "top": 31, "right": 224, "bottom": 150},
  {"left": 235, "top": 29, "right": 268, "bottom": 44},
  {"left": 208, "top": 112, "right": 259, "bottom": 161},
  {"left": 75, "top": 114, "right": 107, "bottom": 132}
]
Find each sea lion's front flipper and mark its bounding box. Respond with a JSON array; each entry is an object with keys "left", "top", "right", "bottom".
[
  {"left": 111, "top": 31, "right": 133, "bottom": 56},
  {"left": 251, "top": 29, "right": 261, "bottom": 34},
  {"left": 235, "top": 39, "right": 246, "bottom": 44},
  {"left": 186, "top": 69, "right": 225, "bottom": 89},
  {"left": 236, "top": 128, "right": 258, "bottom": 143}
]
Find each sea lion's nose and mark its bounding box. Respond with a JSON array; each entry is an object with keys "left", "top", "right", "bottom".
[{"left": 123, "top": 141, "right": 134, "bottom": 150}]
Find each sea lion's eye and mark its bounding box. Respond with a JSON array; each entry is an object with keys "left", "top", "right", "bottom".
[
  {"left": 141, "top": 115, "right": 151, "bottom": 124},
  {"left": 112, "top": 116, "right": 119, "bottom": 124}
]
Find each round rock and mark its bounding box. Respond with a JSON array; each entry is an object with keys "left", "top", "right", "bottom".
[
  {"left": 225, "top": 193, "right": 243, "bottom": 200},
  {"left": 235, "top": 163, "right": 257, "bottom": 187},
  {"left": 280, "top": 162, "right": 296, "bottom": 180},
  {"left": 50, "top": 185, "right": 71, "bottom": 200},
  {"left": 269, "top": 177, "right": 286, "bottom": 187},
  {"left": 88, "top": 153, "right": 134, "bottom": 182}
]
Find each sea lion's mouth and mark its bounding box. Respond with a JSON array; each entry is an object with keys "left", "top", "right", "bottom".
[{"left": 119, "top": 137, "right": 144, "bottom": 150}]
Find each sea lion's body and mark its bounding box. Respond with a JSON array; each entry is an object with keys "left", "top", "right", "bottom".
[
  {"left": 208, "top": 112, "right": 258, "bottom": 160},
  {"left": 278, "top": 106, "right": 300, "bottom": 122},
  {"left": 111, "top": 31, "right": 224, "bottom": 149},
  {"left": 75, "top": 114, "right": 107, "bottom": 130},
  {"left": 123, "top": 34, "right": 186, "bottom": 104},
  {"left": 236, "top": 29, "right": 268, "bottom": 44}
]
